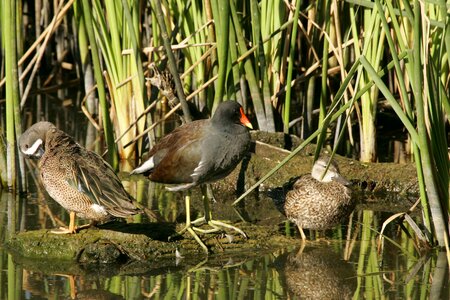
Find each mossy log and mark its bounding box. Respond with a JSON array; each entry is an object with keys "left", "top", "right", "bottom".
[{"left": 6, "top": 222, "right": 298, "bottom": 273}]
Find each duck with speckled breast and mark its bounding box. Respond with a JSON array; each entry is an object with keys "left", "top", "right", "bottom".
[
  {"left": 269, "top": 155, "right": 355, "bottom": 241},
  {"left": 19, "top": 121, "right": 140, "bottom": 234}
]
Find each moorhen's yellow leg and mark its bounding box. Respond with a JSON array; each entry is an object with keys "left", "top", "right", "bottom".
[
  {"left": 191, "top": 186, "right": 247, "bottom": 238},
  {"left": 175, "top": 192, "right": 209, "bottom": 253},
  {"left": 51, "top": 211, "right": 77, "bottom": 234},
  {"left": 175, "top": 186, "right": 246, "bottom": 252},
  {"left": 206, "top": 184, "right": 216, "bottom": 202}
]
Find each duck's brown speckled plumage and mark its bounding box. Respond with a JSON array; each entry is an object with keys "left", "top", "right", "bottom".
[
  {"left": 270, "top": 156, "right": 354, "bottom": 235},
  {"left": 20, "top": 122, "right": 139, "bottom": 223},
  {"left": 284, "top": 174, "right": 353, "bottom": 230}
]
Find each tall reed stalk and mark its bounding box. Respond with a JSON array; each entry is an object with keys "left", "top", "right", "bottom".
[
  {"left": 77, "top": 0, "right": 118, "bottom": 168},
  {"left": 0, "top": 136, "right": 6, "bottom": 188},
  {"left": 284, "top": 0, "right": 301, "bottom": 134},
  {"left": 2, "top": 0, "right": 21, "bottom": 190},
  {"left": 210, "top": 0, "right": 230, "bottom": 110},
  {"left": 78, "top": 0, "right": 147, "bottom": 162},
  {"left": 350, "top": 3, "right": 384, "bottom": 162},
  {"left": 151, "top": 0, "right": 192, "bottom": 121}
]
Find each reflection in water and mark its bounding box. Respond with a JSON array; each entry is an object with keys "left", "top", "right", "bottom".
[
  {"left": 1, "top": 181, "right": 449, "bottom": 299},
  {"left": 14, "top": 250, "right": 289, "bottom": 299},
  {"left": 7, "top": 243, "right": 448, "bottom": 299},
  {"left": 22, "top": 272, "right": 125, "bottom": 299},
  {"left": 274, "top": 246, "right": 356, "bottom": 299}
]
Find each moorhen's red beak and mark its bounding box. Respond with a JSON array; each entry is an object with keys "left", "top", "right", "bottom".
[{"left": 239, "top": 107, "right": 253, "bottom": 129}]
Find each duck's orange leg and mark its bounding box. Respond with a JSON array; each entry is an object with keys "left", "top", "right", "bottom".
[{"left": 51, "top": 211, "right": 77, "bottom": 234}]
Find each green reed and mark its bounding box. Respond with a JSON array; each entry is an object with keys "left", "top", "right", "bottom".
[
  {"left": 151, "top": 0, "right": 192, "bottom": 121},
  {"left": 76, "top": 0, "right": 118, "bottom": 168},
  {"left": 0, "top": 136, "right": 7, "bottom": 188},
  {"left": 284, "top": 0, "right": 302, "bottom": 134},
  {"left": 210, "top": 0, "right": 230, "bottom": 110},
  {"left": 77, "top": 0, "right": 148, "bottom": 163},
  {"left": 1, "top": 0, "right": 22, "bottom": 191},
  {"left": 353, "top": 3, "right": 384, "bottom": 163},
  {"left": 357, "top": 0, "right": 449, "bottom": 247}
]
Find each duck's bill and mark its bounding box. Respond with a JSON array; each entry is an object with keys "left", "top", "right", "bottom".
[{"left": 332, "top": 173, "right": 352, "bottom": 186}]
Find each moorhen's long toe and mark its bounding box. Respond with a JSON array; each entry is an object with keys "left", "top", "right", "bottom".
[{"left": 132, "top": 101, "right": 252, "bottom": 253}]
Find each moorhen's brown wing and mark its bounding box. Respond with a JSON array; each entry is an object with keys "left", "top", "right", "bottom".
[{"left": 146, "top": 120, "right": 206, "bottom": 184}]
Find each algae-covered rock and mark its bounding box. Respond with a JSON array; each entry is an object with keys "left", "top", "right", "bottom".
[{"left": 5, "top": 222, "right": 297, "bottom": 265}]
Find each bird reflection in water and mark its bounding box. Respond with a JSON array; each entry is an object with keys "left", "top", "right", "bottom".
[{"left": 274, "top": 245, "right": 357, "bottom": 299}]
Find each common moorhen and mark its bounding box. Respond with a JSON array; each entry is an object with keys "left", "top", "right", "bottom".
[
  {"left": 269, "top": 156, "right": 354, "bottom": 241},
  {"left": 19, "top": 121, "right": 140, "bottom": 234},
  {"left": 132, "top": 101, "right": 253, "bottom": 252}
]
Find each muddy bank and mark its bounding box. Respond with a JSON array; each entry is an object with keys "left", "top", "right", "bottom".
[
  {"left": 219, "top": 131, "right": 419, "bottom": 197},
  {"left": 6, "top": 222, "right": 297, "bottom": 270}
]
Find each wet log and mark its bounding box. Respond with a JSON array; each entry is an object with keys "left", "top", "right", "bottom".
[{"left": 6, "top": 222, "right": 297, "bottom": 267}]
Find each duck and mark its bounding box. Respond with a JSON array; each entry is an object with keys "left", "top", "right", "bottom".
[
  {"left": 270, "top": 156, "right": 354, "bottom": 241},
  {"left": 131, "top": 101, "right": 252, "bottom": 252},
  {"left": 275, "top": 246, "right": 356, "bottom": 299},
  {"left": 19, "top": 121, "right": 140, "bottom": 234}
]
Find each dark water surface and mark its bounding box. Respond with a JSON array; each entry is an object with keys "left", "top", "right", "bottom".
[{"left": 0, "top": 183, "right": 448, "bottom": 299}]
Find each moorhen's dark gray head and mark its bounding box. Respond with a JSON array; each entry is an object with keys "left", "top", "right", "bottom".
[
  {"left": 19, "top": 121, "right": 56, "bottom": 159},
  {"left": 211, "top": 101, "right": 253, "bottom": 132}
]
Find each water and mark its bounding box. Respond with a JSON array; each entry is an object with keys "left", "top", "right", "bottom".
[
  {"left": 0, "top": 182, "right": 449, "bottom": 299},
  {"left": 3, "top": 106, "right": 448, "bottom": 299}
]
